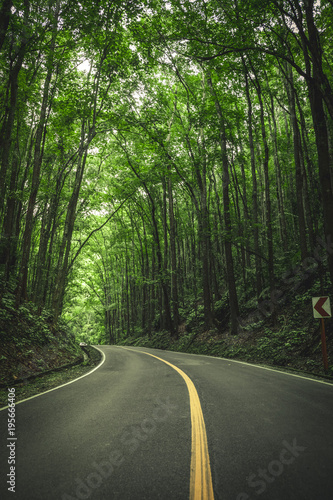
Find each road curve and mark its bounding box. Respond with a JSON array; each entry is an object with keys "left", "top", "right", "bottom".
[{"left": 0, "top": 345, "right": 333, "bottom": 500}]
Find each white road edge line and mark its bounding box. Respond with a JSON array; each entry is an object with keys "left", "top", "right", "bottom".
[
  {"left": 124, "top": 346, "right": 333, "bottom": 386},
  {"left": 0, "top": 346, "right": 106, "bottom": 411},
  {"left": 211, "top": 355, "right": 333, "bottom": 386}
]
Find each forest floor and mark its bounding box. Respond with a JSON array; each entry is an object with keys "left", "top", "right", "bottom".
[{"left": 118, "top": 281, "right": 333, "bottom": 382}]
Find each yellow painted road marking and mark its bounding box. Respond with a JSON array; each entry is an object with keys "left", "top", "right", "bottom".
[{"left": 121, "top": 348, "right": 214, "bottom": 500}]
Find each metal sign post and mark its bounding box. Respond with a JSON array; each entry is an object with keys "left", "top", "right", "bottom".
[
  {"left": 320, "top": 318, "right": 329, "bottom": 372},
  {"left": 312, "top": 296, "right": 331, "bottom": 373}
]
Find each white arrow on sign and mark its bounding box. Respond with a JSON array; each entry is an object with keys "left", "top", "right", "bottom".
[{"left": 312, "top": 296, "right": 331, "bottom": 318}]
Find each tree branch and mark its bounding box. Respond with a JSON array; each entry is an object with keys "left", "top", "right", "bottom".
[{"left": 68, "top": 192, "right": 134, "bottom": 273}]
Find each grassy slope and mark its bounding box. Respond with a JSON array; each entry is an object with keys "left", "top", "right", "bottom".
[
  {"left": 0, "top": 291, "right": 83, "bottom": 387},
  {"left": 0, "top": 346, "right": 101, "bottom": 407}
]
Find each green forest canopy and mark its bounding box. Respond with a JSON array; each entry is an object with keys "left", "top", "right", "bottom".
[{"left": 0, "top": 0, "right": 333, "bottom": 343}]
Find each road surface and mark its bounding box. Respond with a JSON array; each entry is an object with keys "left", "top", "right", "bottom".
[{"left": 1, "top": 345, "right": 333, "bottom": 499}]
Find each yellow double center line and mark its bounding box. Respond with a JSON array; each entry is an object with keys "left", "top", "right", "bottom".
[{"left": 124, "top": 349, "right": 214, "bottom": 500}]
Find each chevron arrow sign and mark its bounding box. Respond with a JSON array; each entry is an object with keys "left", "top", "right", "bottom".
[{"left": 312, "top": 296, "right": 331, "bottom": 318}]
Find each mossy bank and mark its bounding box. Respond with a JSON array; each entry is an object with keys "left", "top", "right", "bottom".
[{"left": 0, "top": 290, "right": 83, "bottom": 388}]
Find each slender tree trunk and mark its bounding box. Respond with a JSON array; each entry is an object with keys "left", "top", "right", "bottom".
[
  {"left": 207, "top": 73, "right": 239, "bottom": 333},
  {"left": 243, "top": 65, "right": 262, "bottom": 299},
  {"left": 253, "top": 72, "right": 275, "bottom": 294},
  {"left": 33, "top": 165, "right": 64, "bottom": 307},
  {"left": 0, "top": 26, "right": 28, "bottom": 218},
  {"left": 286, "top": 0, "right": 333, "bottom": 284},
  {"left": 231, "top": 161, "right": 247, "bottom": 290},
  {"left": 1, "top": 144, "right": 20, "bottom": 283},
  {"left": 267, "top": 90, "right": 288, "bottom": 253},
  {"left": 308, "top": 82, "right": 333, "bottom": 285},
  {"left": 285, "top": 65, "right": 308, "bottom": 260},
  {"left": 0, "top": 0, "right": 12, "bottom": 51},
  {"left": 200, "top": 189, "right": 214, "bottom": 328},
  {"left": 52, "top": 137, "right": 92, "bottom": 319},
  {"left": 124, "top": 153, "right": 174, "bottom": 334},
  {"left": 301, "top": 0, "right": 333, "bottom": 121},
  {"left": 168, "top": 170, "right": 180, "bottom": 337},
  {"left": 16, "top": 1, "right": 60, "bottom": 304},
  {"left": 161, "top": 179, "right": 170, "bottom": 331}
]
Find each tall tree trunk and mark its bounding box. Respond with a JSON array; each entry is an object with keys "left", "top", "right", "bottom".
[
  {"left": 0, "top": 0, "right": 12, "bottom": 51},
  {"left": 0, "top": 0, "right": 30, "bottom": 217},
  {"left": 267, "top": 88, "right": 288, "bottom": 254},
  {"left": 161, "top": 179, "right": 170, "bottom": 331},
  {"left": 253, "top": 71, "right": 275, "bottom": 294},
  {"left": 16, "top": 1, "right": 60, "bottom": 304},
  {"left": 1, "top": 143, "right": 20, "bottom": 283},
  {"left": 303, "top": 1, "right": 333, "bottom": 285},
  {"left": 301, "top": 0, "right": 333, "bottom": 121},
  {"left": 285, "top": 65, "right": 308, "bottom": 261},
  {"left": 308, "top": 82, "right": 333, "bottom": 286},
  {"left": 207, "top": 73, "right": 239, "bottom": 333},
  {"left": 200, "top": 183, "right": 214, "bottom": 328},
  {"left": 52, "top": 137, "right": 91, "bottom": 319},
  {"left": 282, "top": 0, "right": 333, "bottom": 284},
  {"left": 243, "top": 65, "right": 262, "bottom": 299},
  {"left": 33, "top": 163, "right": 64, "bottom": 307},
  {"left": 123, "top": 152, "right": 174, "bottom": 334},
  {"left": 168, "top": 170, "right": 180, "bottom": 337}
]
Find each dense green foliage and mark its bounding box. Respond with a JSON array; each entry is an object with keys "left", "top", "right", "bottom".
[
  {"left": 0, "top": 286, "right": 83, "bottom": 385},
  {"left": 0, "top": 0, "right": 333, "bottom": 350}
]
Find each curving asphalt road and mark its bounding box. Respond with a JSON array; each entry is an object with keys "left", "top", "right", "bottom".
[{"left": 1, "top": 345, "right": 333, "bottom": 499}]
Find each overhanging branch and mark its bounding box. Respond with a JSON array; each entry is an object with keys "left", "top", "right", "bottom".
[{"left": 67, "top": 192, "right": 134, "bottom": 273}]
